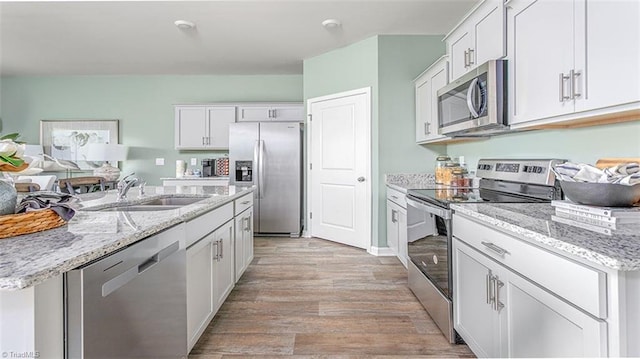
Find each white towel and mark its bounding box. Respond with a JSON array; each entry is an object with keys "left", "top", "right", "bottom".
[{"left": 553, "top": 162, "right": 640, "bottom": 186}]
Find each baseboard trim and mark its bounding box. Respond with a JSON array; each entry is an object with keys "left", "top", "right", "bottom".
[{"left": 368, "top": 246, "right": 396, "bottom": 256}]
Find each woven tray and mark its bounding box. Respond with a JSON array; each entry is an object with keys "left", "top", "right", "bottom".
[{"left": 0, "top": 209, "right": 66, "bottom": 239}]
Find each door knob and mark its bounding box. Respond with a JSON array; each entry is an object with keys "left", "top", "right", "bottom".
[{"left": 357, "top": 177, "right": 365, "bottom": 182}]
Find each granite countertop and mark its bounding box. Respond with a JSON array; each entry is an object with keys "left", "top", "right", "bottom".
[
  {"left": 161, "top": 177, "right": 229, "bottom": 180},
  {"left": 0, "top": 185, "right": 254, "bottom": 291},
  {"left": 452, "top": 203, "right": 640, "bottom": 271},
  {"left": 385, "top": 173, "right": 438, "bottom": 192}
]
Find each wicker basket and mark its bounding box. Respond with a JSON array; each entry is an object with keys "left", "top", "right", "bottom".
[{"left": 0, "top": 209, "right": 66, "bottom": 239}]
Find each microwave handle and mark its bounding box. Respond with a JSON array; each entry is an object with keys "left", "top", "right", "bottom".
[{"left": 466, "top": 78, "right": 480, "bottom": 118}]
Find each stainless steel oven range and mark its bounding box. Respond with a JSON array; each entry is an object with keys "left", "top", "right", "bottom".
[{"left": 406, "top": 158, "right": 565, "bottom": 344}]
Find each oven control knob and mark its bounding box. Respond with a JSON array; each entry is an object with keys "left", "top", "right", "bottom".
[{"left": 432, "top": 255, "right": 439, "bottom": 265}]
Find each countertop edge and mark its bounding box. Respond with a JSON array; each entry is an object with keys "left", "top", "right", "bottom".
[
  {"left": 0, "top": 187, "right": 254, "bottom": 291},
  {"left": 450, "top": 204, "right": 637, "bottom": 272}
]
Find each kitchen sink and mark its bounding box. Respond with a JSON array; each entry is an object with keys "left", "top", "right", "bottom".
[{"left": 83, "top": 196, "right": 207, "bottom": 212}]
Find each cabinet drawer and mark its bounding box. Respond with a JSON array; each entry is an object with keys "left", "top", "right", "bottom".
[
  {"left": 453, "top": 214, "right": 607, "bottom": 319},
  {"left": 234, "top": 193, "right": 253, "bottom": 216},
  {"left": 186, "top": 202, "right": 234, "bottom": 247},
  {"left": 386, "top": 187, "right": 406, "bottom": 208}
]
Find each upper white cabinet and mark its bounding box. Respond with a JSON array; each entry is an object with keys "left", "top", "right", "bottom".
[
  {"left": 507, "top": 0, "right": 640, "bottom": 126},
  {"left": 175, "top": 105, "right": 236, "bottom": 150},
  {"left": 445, "top": 0, "right": 505, "bottom": 82},
  {"left": 415, "top": 56, "right": 450, "bottom": 143},
  {"left": 237, "top": 104, "right": 304, "bottom": 122}
]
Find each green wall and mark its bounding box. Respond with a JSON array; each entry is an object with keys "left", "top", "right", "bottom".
[
  {"left": 304, "top": 35, "right": 446, "bottom": 248},
  {"left": 447, "top": 122, "right": 640, "bottom": 170},
  {"left": 0, "top": 75, "right": 303, "bottom": 184}
]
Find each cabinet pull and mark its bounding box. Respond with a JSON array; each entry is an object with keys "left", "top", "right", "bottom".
[
  {"left": 463, "top": 50, "right": 469, "bottom": 67},
  {"left": 486, "top": 272, "right": 493, "bottom": 305},
  {"left": 493, "top": 277, "right": 505, "bottom": 312},
  {"left": 571, "top": 70, "right": 581, "bottom": 99},
  {"left": 212, "top": 240, "right": 219, "bottom": 260},
  {"left": 559, "top": 73, "right": 571, "bottom": 102},
  {"left": 271, "top": 109, "right": 276, "bottom": 118},
  {"left": 202, "top": 136, "right": 205, "bottom": 145},
  {"left": 468, "top": 48, "right": 474, "bottom": 66},
  {"left": 219, "top": 238, "right": 223, "bottom": 259},
  {"left": 481, "top": 241, "right": 509, "bottom": 256},
  {"left": 424, "top": 122, "right": 429, "bottom": 135},
  {"left": 241, "top": 200, "right": 250, "bottom": 205},
  {"left": 391, "top": 209, "right": 398, "bottom": 223},
  {"left": 207, "top": 137, "right": 211, "bottom": 145}
]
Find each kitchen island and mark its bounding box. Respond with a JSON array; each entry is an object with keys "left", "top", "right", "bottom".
[
  {"left": 0, "top": 184, "right": 254, "bottom": 357},
  {"left": 451, "top": 202, "right": 640, "bottom": 357}
]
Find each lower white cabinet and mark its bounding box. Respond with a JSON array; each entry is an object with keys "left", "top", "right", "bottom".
[
  {"left": 453, "top": 219, "right": 608, "bottom": 357},
  {"left": 186, "top": 231, "right": 215, "bottom": 350},
  {"left": 234, "top": 207, "right": 254, "bottom": 282},
  {"left": 213, "top": 220, "right": 235, "bottom": 312},
  {"left": 386, "top": 186, "right": 408, "bottom": 267}
]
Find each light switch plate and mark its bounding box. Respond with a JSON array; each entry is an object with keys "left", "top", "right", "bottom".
[
  {"left": 155, "top": 158, "right": 165, "bottom": 166},
  {"left": 190, "top": 158, "right": 197, "bottom": 166}
]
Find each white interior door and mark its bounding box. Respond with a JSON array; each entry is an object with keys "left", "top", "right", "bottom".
[{"left": 308, "top": 88, "right": 371, "bottom": 250}]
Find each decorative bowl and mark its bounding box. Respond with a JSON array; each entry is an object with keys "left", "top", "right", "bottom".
[{"left": 559, "top": 181, "right": 640, "bottom": 207}]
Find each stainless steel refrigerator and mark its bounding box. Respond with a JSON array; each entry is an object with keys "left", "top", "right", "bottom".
[{"left": 229, "top": 122, "right": 302, "bottom": 236}]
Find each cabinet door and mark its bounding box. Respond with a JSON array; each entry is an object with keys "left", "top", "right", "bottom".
[
  {"left": 453, "top": 238, "right": 500, "bottom": 358},
  {"left": 234, "top": 214, "right": 245, "bottom": 283},
  {"left": 206, "top": 106, "right": 236, "bottom": 149},
  {"left": 186, "top": 234, "right": 214, "bottom": 350},
  {"left": 213, "top": 220, "right": 235, "bottom": 312},
  {"left": 386, "top": 200, "right": 399, "bottom": 255},
  {"left": 428, "top": 62, "right": 448, "bottom": 141},
  {"left": 272, "top": 105, "right": 304, "bottom": 122},
  {"left": 238, "top": 106, "right": 271, "bottom": 122},
  {"left": 473, "top": 0, "right": 505, "bottom": 67},
  {"left": 448, "top": 30, "right": 472, "bottom": 81},
  {"left": 243, "top": 208, "right": 254, "bottom": 271},
  {"left": 175, "top": 106, "right": 207, "bottom": 149},
  {"left": 503, "top": 267, "right": 608, "bottom": 357},
  {"left": 397, "top": 207, "right": 408, "bottom": 268},
  {"left": 574, "top": 0, "right": 640, "bottom": 112},
  {"left": 507, "top": 0, "right": 575, "bottom": 125},
  {"left": 415, "top": 74, "right": 431, "bottom": 143}
]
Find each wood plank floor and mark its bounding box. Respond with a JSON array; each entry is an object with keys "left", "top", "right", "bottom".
[{"left": 190, "top": 237, "right": 474, "bottom": 358}]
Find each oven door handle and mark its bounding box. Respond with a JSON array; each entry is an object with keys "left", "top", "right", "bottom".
[{"left": 406, "top": 197, "right": 450, "bottom": 219}]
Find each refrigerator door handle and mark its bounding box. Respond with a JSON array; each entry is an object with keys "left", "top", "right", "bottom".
[
  {"left": 253, "top": 139, "right": 260, "bottom": 186},
  {"left": 259, "top": 140, "right": 265, "bottom": 199}
]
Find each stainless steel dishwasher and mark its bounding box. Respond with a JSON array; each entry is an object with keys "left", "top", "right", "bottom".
[{"left": 65, "top": 224, "right": 187, "bottom": 358}]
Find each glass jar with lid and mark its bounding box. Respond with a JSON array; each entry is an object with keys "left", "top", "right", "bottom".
[
  {"left": 435, "top": 155, "right": 451, "bottom": 184},
  {"left": 442, "top": 161, "right": 460, "bottom": 186}
]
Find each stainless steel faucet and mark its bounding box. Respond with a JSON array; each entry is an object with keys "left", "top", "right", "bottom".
[{"left": 117, "top": 173, "right": 140, "bottom": 201}]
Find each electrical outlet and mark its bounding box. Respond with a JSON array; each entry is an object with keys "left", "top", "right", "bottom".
[
  {"left": 155, "top": 158, "right": 165, "bottom": 166},
  {"left": 190, "top": 158, "right": 197, "bottom": 166}
]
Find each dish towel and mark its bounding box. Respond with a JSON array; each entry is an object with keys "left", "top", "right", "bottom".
[
  {"left": 553, "top": 162, "right": 640, "bottom": 185},
  {"left": 16, "top": 192, "right": 78, "bottom": 221}
]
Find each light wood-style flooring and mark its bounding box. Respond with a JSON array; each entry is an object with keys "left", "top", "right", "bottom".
[{"left": 190, "top": 237, "right": 474, "bottom": 358}]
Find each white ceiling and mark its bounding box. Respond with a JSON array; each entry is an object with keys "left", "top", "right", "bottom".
[{"left": 0, "top": 0, "right": 477, "bottom": 76}]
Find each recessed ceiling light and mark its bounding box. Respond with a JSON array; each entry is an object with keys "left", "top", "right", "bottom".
[
  {"left": 174, "top": 20, "right": 196, "bottom": 30},
  {"left": 322, "top": 19, "right": 342, "bottom": 29}
]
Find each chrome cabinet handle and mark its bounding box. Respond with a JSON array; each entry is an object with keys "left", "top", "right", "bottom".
[
  {"left": 391, "top": 195, "right": 399, "bottom": 200},
  {"left": 391, "top": 209, "right": 398, "bottom": 223},
  {"left": 559, "top": 73, "right": 571, "bottom": 102},
  {"left": 481, "top": 241, "right": 509, "bottom": 256},
  {"left": 494, "top": 277, "right": 504, "bottom": 312},
  {"left": 241, "top": 200, "right": 250, "bottom": 205},
  {"left": 486, "top": 272, "right": 493, "bottom": 305},
  {"left": 213, "top": 240, "right": 220, "bottom": 260},
  {"left": 424, "top": 122, "right": 429, "bottom": 135},
  {"left": 463, "top": 49, "right": 469, "bottom": 67},
  {"left": 571, "top": 70, "right": 581, "bottom": 99},
  {"left": 468, "top": 48, "right": 474, "bottom": 66}
]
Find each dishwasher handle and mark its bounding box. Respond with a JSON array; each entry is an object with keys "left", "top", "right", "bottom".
[{"left": 102, "top": 241, "right": 180, "bottom": 297}]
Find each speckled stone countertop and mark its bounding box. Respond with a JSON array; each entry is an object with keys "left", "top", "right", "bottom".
[
  {"left": 0, "top": 185, "right": 254, "bottom": 290},
  {"left": 385, "top": 173, "right": 438, "bottom": 192},
  {"left": 451, "top": 203, "right": 640, "bottom": 271}
]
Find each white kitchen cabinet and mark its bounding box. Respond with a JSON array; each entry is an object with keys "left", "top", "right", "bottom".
[
  {"left": 186, "top": 231, "right": 215, "bottom": 351},
  {"left": 507, "top": 0, "right": 640, "bottom": 127},
  {"left": 415, "top": 56, "right": 450, "bottom": 144},
  {"left": 453, "top": 212, "right": 610, "bottom": 358},
  {"left": 386, "top": 186, "right": 408, "bottom": 267},
  {"left": 213, "top": 219, "right": 235, "bottom": 312},
  {"left": 234, "top": 207, "right": 254, "bottom": 282},
  {"left": 237, "top": 104, "right": 304, "bottom": 122},
  {"left": 175, "top": 105, "right": 236, "bottom": 150},
  {"left": 445, "top": 0, "right": 505, "bottom": 82}
]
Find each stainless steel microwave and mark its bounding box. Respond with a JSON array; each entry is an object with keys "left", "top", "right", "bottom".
[{"left": 437, "top": 59, "right": 508, "bottom": 136}]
